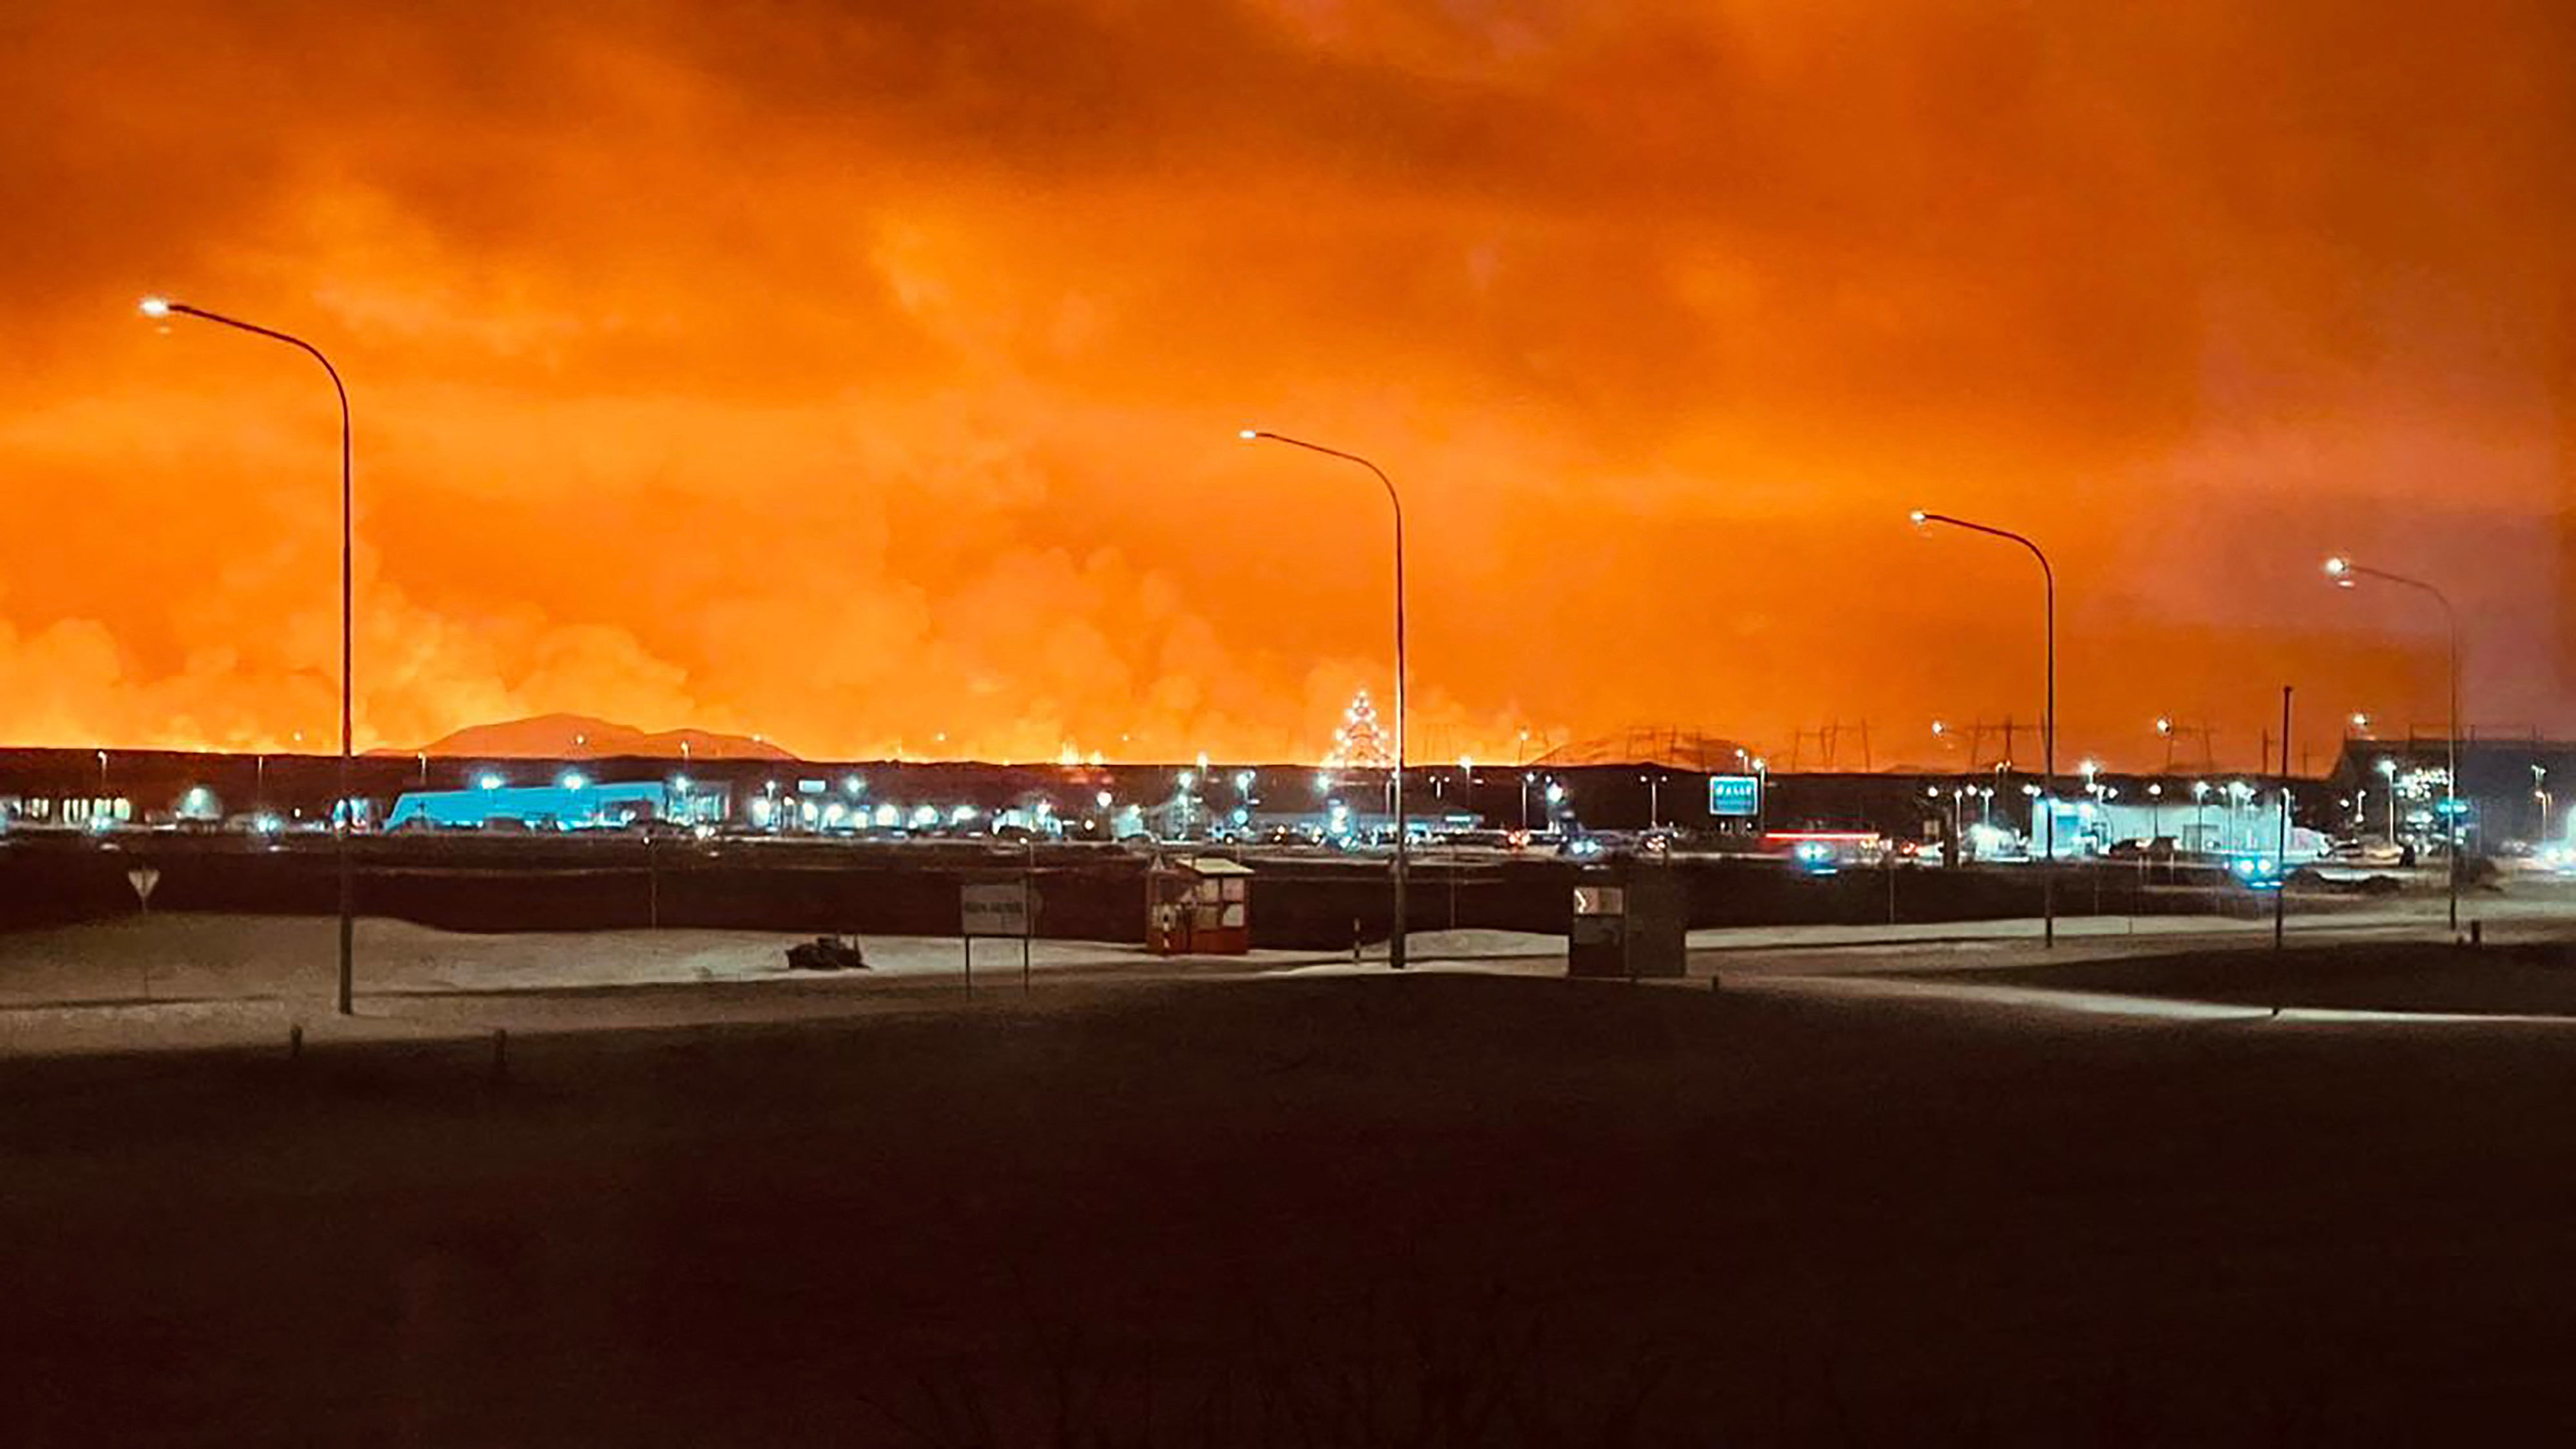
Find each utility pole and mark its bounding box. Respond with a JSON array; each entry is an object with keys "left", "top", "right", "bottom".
[{"left": 2275, "top": 686, "right": 2292, "bottom": 951}]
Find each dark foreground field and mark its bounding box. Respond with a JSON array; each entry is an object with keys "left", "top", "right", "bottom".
[{"left": 8, "top": 962, "right": 2576, "bottom": 1444}]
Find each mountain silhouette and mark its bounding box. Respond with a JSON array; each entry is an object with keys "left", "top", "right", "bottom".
[{"left": 393, "top": 714, "right": 797, "bottom": 761}]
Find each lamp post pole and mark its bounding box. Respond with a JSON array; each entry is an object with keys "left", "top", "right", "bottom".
[
  {"left": 144, "top": 298, "right": 356, "bottom": 1012},
  {"left": 1243, "top": 430, "right": 1409, "bottom": 969},
  {"left": 1914, "top": 511, "right": 2056, "bottom": 947},
  {"left": 2325, "top": 557, "right": 2461, "bottom": 933}
]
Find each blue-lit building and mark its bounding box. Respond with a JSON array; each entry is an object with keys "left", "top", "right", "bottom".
[{"left": 386, "top": 779, "right": 728, "bottom": 831}]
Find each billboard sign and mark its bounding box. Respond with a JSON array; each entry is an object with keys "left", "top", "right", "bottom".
[{"left": 1708, "top": 774, "right": 1762, "bottom": 819}]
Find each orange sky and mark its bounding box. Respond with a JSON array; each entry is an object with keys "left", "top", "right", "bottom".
[{"left": 3, "top": 0, "right": 2569, "bottom": 769}]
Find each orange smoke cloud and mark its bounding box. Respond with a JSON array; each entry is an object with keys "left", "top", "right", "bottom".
[{"left": 0, "top": 0, "right": 2568, "bottom": 768}]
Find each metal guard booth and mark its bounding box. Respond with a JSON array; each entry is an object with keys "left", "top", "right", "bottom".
[
  {"left": 1147, "top": 855, "right": 1253, "bottom": 955},
  {"left": 1568, "top": 864, "right": 1687, "bottom": 980}
]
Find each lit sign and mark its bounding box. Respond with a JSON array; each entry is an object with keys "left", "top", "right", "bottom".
[{"left": 1709, "top": 774, "right": 1761, "bottom": 818}]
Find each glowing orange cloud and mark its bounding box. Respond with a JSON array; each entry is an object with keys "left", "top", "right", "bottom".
[{"left": 0, "top": 0, "right": 2568, "bottom": 769}]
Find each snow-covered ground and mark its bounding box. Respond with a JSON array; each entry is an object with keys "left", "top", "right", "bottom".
[
  {"left": 9, "top": 897, "right": 2576, "bottom": 1059},
  {"left": 0, "top": 914, "right": 1353, "bottom": 1007}
]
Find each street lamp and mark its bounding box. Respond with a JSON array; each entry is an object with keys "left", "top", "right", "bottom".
[
  {"left": 1913, "top": 509, "right": 2058, "bottom": 945},
  {"left": 2325, "top": 555, "right": 2462, "bottom": 931},
  {"left": 2375, "top": 757, "right": 2398, "bottom": 844},
  {"left": 1244, "top": 428, "right": 1410, "bottom": 969},
  {"left": 144, "top": 296, "right": 357, "bottom": 1014}
]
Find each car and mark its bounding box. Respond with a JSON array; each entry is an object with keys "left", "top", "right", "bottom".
[{"left": 2225, "top": 853, "right": 2285, "bottom": 891}]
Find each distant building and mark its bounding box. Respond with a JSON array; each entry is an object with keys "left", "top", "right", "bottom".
[
  {"left": 2326, "top": 736, "right": 2576, "bottom": 853},
  {"left": 385, "top": 779, "right": 727, "bottom": 831}
]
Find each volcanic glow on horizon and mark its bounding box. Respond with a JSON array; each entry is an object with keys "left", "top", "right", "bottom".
[{"left": 1, "top": 1, "right": 2569, "bottom": 767}]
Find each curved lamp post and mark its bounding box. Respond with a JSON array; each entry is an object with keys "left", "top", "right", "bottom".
[
  {"left": 2325, "top": 555, "right": 2461, "bottom": 932},
  {"left": 1912, "top": 509, "right": 2056, "bottom": 947},
  {"left": 1241, "top": 430, "right": 1408, "bottom": 970},
  {"left": 142, "top": 297, "right": 357, "bottom": 1013}
]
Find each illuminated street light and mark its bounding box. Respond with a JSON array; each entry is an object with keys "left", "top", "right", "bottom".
[
  {"left": 143, "top": 295, "right": 359, "bottom": 1014},
  {"left": 1912, "top": 508, "right": 2058, "bottom": 944},
  {"left": 1244, "top": 428, "right": 1410, "bottom": 969},
  {"left": 2374, "top": 756, "right": 2400, "bottom": 845},
  {"left": 561, "top": 771, "right": 589, "bottom": 791},
  {"left": 2324, "top": 554, "right": 2462, "bottom": 931},
  {"left": 477, "top": 772, "right": 505, "bottom": 791}
]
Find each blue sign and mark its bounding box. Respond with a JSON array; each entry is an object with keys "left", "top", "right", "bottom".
[{"left": 1709, "top": 774, "right": 1761, "bottom": 818}]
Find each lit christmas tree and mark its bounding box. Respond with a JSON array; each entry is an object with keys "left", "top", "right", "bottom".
[{"left": 1325, "top": 688, "right": 1394, "bottom": 769}]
